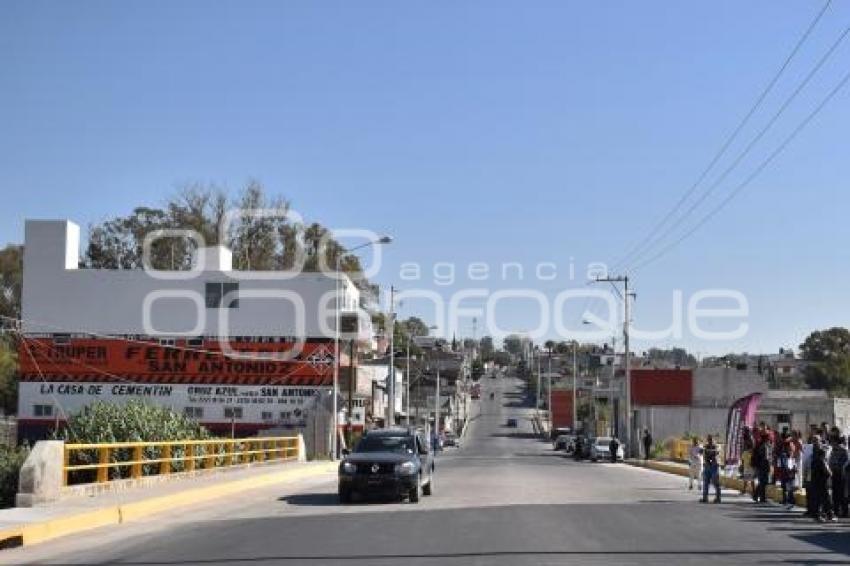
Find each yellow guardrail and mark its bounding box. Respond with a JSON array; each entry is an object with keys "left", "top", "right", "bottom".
[{"left": 63, "top": 436, "right": 300, "bottom": 486}]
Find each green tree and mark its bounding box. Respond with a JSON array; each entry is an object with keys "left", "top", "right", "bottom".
[
  {"left": 503, "top": 334, "right": 524, "bottom": 356},
  {"left": 800, "top": 328, "right": 850, "bottom": 362},
  {"left": 0, "top": 341, "right": 17, "bottom": 415},
  {"left": 0, "top": 245, "right": 23, "bottom": 321},
  {"left": 800, "top": 328, "right": 850, "bottom": 395},
  {"left": 82, "top": 181, "right": 370, "bottom": 288},
  {"left": 646, "top": 347, "right": 697, "bottom": 368},
  {"left": 479, "top": 336, "right": 494, "bottom": 360}
]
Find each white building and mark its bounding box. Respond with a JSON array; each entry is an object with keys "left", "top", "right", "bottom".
[{"left": 17, "top": 219, "right": 383, "bottom": 449}]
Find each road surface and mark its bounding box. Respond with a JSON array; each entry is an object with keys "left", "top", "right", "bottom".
[{"left": 6, "top": 375, "right": 849, "bottom": 565}]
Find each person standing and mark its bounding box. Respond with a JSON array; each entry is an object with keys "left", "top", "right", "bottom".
[
  {"left": 811, "top": 437, "right": 835, "bottom": 523},
  {"left": 778, "top": 432, "right": 797, "bottom": 508},
  {"left": 643, "top": 429, "right": 653, "bottom": 461},
  {"left": 801, "top": 434, "right": 815, "bottom": 517},
  {"left": 753, "top": 431, "right": 773, "bottom": 503},
  {"left": 701, "top": 435, "right": 721, "bottom": 504},
  {"left": 609, "top": 436, "right": 620, "bottom": 463},
  {"left": 688, "top": 437, "right": 703, "bottom": 491},
  {"left": 828, "top": 435, "right": 848, "bottom": 518},
  {"left": 740, "top": 427, "right": 755, "bottom": 498}
]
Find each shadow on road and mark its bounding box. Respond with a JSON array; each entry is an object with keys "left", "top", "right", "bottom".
[
  {"left": 490, "top": 432, "right": 539, "bottom": 440},
  {"left": 278, "top": 493, "right": 340, "bottom": 506}
]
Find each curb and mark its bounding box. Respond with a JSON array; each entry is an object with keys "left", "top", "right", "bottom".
[
  {"left": 0, "top": 461, "right": 337, "bottom": 549},
  {"left": 625, "top": 459, "right": 806, "bottom": 507}
]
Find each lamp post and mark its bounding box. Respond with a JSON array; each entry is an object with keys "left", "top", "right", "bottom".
[{"left": 332, "top": 235, "right": 392, "bottom": 460}]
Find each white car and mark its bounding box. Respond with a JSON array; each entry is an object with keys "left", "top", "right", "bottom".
[{"left": 589, "top": 437, "right": 624, "bottom": 462}]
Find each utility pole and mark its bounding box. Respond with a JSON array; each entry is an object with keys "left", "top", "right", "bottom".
[
  {"left": 594, "top": 274, "right": 634, "bottom": 457},
  {"left": 572, "top": 340, "right": 578, "bottom": 432},
  {"left": 434, "top": 358, "right": 441, "bottom": 435},
  {"left": 405, "top": 338, "right": 411, "bottom": 425},
  {"left": 386, "top": 285, "right": 396, "bottom": 428},
  {"left": 533, "top": 346, "right": 540, "bottom": 411},
  {"left": 547, "top": 347, "right": 552, "bottom": 430}
]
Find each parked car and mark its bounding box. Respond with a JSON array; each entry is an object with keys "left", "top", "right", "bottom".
[
  {"left": 338, "top": 427, "right": 435, "bottom": 503},
  {"left": 550, "top": 427, "right": 572, "bottom": 441},
  {"left": 443, "top": 431, "right": 460, "bottom": 447},
  {"left": 553, "top": 434, "right": 573, "bottom": 451},
  {"left": 573, "top": 435, "right": 592, "bottom": 460},
  {"left": 589, "top": 437, "right": 624, "bottom": 462}
]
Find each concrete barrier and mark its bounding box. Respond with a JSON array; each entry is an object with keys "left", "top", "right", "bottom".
[
  {"left": 15, "top": 441, "right": 64, "bottom": 508},
  {"left": 17, "top": 434, "right": 305, "bottom": 506}
]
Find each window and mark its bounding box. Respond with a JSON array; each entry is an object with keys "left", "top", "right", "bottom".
[
  {"left": 34, "top": 404, "right": 53, "bottom": 417},
  {"left": 205, "top": 282, "right": 239, "bottom": 308},
  {"left": 187, "top": 337, "right": 204, "bottom": 347},
  {"left": 159, "top": 338, "right": 176, "bottom": 347},
  {"left": 52, "top": 334, "right": 70, "bottom": 345},
  {"left": 184, "top": 407, "right": 203, "bottom": 419},
  {"left": 224, "top": 407, "right": 243, "bottom": 419},
  {"left": 261, "top": 411, "right": 273, "bottom": 421}
]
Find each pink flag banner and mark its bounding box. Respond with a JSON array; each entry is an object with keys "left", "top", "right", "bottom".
[{"left": 724, "top": 393, "right": 762, "bottom": 466}]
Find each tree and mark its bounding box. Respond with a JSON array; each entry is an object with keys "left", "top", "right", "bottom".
[
  {"left": 479, "top": 336, "right": 494, "bottom": 361},
  {"left": 230, "top": 181, "right": 288, "bottom": 270},
  {"left": 492, "top": 351, "right": 512, "bottom": 367},
  {"left": 646, "top": 347, "right": 697, "bottom": 368},
  {"left": 0, "top": 341, "right": 17, "bottom": 415},
  {"left": 503, "top": 334, "right": 524, "bottom": 356},
  {"left": 800, "top": 328, "right": 850, "bottom": 362},
  {"left": 399, "top": 317, "right": 430, "bottom": 339},
  {"left": 0, "top": 245, "right": 23, "bottom": 321},
  {"left": 82, "top": 181, "right": 370, "bottom": 288},
  {"left": 800, "top": 328, "right": 850, "bottom": 395}
]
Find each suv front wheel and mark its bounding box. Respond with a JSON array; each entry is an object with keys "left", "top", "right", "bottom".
[
  {"left": 409, "top": 477, "right": 422, "bottom": 503},
  {"left": 423, "top": 475, "right": 433, "bottom": 496}
]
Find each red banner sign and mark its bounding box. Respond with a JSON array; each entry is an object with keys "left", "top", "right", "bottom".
[{"left": 19, "top": 338, "right": 343, "bottom": 386}]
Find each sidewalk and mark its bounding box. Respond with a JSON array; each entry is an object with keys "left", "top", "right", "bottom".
[
  {"left": 0, "top": 460, "right": 336, "bottom": 549},
  {"left": 626, "top": 458, "right": 807, "bottom": 507}
]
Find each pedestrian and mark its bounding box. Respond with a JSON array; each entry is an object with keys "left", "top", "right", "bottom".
[
  {"left": 701, "top": 435, "right": 721, "bottom": 503},
  {"left": 740, "top": 427, "right": 755, "bottom": 498},
  {"left": 688, "top": 436, "right": 703, "bottom": 491},
  {"left": 802, "top": 433, "right": 816, "bottom": 517},
  {"left": 643, "top": 429, "right": 653, "bottom": 461},
  {"left": 609, "top": 437, "right": 620, "bottom": 463},
  {"left": 811, "top": 437, "right": 835, "bottom": 522},
  {"left": 778, "top": 432, "right": 797, "bottom": 509},
  {"left": 828, "top": 435, "right": 848, "bottom": 518},
  {"left": 753, "top": 430, "right": 772, "bottom": 503}
]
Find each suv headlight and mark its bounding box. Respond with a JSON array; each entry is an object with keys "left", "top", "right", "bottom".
[
  {"left": 341, "top": 461, "right": 357, "bottom": 474},
  {"left": 396, "top": 461, "right": 416, "bottom": 475}
]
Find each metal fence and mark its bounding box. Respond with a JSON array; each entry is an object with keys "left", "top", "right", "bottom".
[{"left": 63, "top": 436, "right": 300, "bottom": 486}]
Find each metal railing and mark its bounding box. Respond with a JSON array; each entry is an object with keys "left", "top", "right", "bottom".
[{"left": 63, "top": 436, "right": 300, "bottom": 486}]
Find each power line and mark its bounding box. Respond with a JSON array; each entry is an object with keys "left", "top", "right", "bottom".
[
  {"left": 611, "top": 0, "right": 832, "bottom": 271},
  {"left": 633, "top": 64, "right": 850, "bottom": 272},
  {"left": 626, "top": 21, "right": 850, "bottom": 270}
]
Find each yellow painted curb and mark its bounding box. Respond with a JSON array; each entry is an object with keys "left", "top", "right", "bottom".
[
  {"left": 628, "top": 460, "right": 808, "bottom": 507},
  {"left": 2, "top": 461, "right": 337, "bottom": 549}
]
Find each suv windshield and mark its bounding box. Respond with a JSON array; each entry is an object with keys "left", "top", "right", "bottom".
[{"left": 355, "top": 435, "right": 414, "bottom": 454}]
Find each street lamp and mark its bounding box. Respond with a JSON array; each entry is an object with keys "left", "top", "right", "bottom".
[{"left": 332, "top": 236, "right": 392, "bottom": 460}]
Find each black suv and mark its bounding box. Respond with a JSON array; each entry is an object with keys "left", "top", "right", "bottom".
[{"left": 338, "top": 428, "right": 435, "bottom": 503}]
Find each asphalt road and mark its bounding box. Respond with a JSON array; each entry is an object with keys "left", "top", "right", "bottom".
[{"left": 6, "top": 375, "right": 850, "bottom": 565}]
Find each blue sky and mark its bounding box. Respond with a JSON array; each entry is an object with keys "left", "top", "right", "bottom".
[{"left": 1, "top": 1, "right": 849, "bottom": 355}]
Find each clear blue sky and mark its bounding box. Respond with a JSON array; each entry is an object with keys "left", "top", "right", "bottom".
[{"left": 2, "top": 1, "right": 849, "bottom": 356}]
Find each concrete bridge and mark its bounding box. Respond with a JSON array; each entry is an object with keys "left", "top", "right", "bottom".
[{"left": 2, "top": 375, "right": 848, "bottom": 565}]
